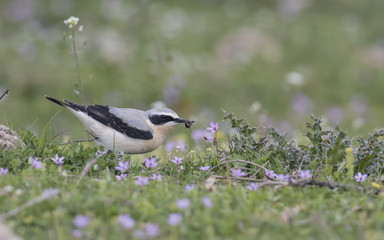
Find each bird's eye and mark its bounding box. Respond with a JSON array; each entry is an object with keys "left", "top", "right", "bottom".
[{"left": 149, "top": 115, "right": 174, "bottom": 125}]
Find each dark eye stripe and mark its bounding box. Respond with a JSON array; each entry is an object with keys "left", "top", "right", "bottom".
[{"left": 149, "top": 115, "right": 175, "bottom": 125}]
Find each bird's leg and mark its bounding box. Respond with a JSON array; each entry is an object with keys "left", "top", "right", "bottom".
[
  {"left": 116, "top": 151, "right": 124, "bottom": 160},
  {"left": 73, "top": 129, "right": 98, "bottom": 143}
]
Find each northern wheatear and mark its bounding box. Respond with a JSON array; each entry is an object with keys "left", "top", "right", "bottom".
[{"left": 45, "top": 96, "right": 194, "bottom": 154}]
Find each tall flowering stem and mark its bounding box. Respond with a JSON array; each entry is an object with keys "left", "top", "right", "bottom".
[
  {"left": 64, "top": 16, "right": 85, "bottom": 103},
  {"left": 172, "top": 156, "right": 183, "bottom": 181},
  {"left": 207, "top": 122, "right": 229, "bottom": 184},
  {"left": 207, "top": 122, "right": 219, "bottom": 158},
  {"left": 72, "top": 30, "right": 84, "bottom": 103}
]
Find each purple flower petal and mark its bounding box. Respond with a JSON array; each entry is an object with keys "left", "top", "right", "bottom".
[
  {"left": 202, "top": 196, "right": 213, "bottom": 208},
  {"left": 171, "top": 156, "right": 183, "bottom": 165},
  {"left": 135, "top": 176, "right": 149, "bottom": 186},
  {"left": 246, "top": 182, "right": 259, "bottom": 191},
  {"left": 150, "top": 173, "right": 162, "bottom": 181},
  {"left": 145, "top": 157, "right": 158, "bottom": 168},
  {"left": 176, "top": 198, "right": 190, "bottom": 210},
  {"left": 167, "top": 213, "right": 182, "bottom": 226},
  {"left": 51, "top": 154, "right": 65, "bottom": 165},
  {"left": 73, "top": 215, "right": 90, "bottom": 229},
  {"left": 0, "top": 167, "right": 9, "bottom": 176},
  {"left": 145, "top": 223, "right": 160, "bottom": 238},
  {"left": 299, "top": 170, "right": 312, "bottom": 179},
  {"left": 230, "top": 168, "right": 246, "bottom": 178},
  {"left": 199, "top": 166, "right": 211, "bottom": 171},
  {"left": 115, "top": 161, "right": 129, "bottom": 172},
  {"left": 264, "top": 169, "right": 275, "bottom": 178},
  {"left": 118, "top": 214, "right": 135, "bottom": 229},
  {"left": 185, "top": 184, "right": 195, "bottom": 192},
  {"left": 206, "top": 122, "right": 219, "bottom": 133},
  {"left": 354, "top": 172, "right": 367, "bottom": 182}
]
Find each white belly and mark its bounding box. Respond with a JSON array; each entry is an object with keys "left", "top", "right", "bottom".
[{"left": 70, "top": 110, "right": 164, "bottom": 154}]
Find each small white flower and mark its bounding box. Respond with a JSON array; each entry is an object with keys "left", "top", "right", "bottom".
[
  {"left": 352, "top": 118, "right": 365, "bottom": 129},
  {"left": 78, "top": 25, "right": 84, "bottom": 32},
  {"left": 93, "top": 164, "right": 99, "bottom": 170},
  {"left": 285, "top": 72, "right": 304, "bottom": 87},
  {"left": 64, "top": 16, "right": 79, "bottom": 29},
  {"left": 15, "top": 188, "right": 24, "bottom": 196},
  {"left": 249, "top": 101, "right": 262, "bottom": 114}
]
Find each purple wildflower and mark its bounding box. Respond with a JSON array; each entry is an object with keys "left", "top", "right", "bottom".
[
  {"left": 199, "top": 166, "right": 211, "bottom": 171},
  {"left": 134, "top": 176, "right": 149, "bottom": 186},
  {"left": 168, "top": 213, "right": 182, "bottom": 226},
  {"left": 95, "top": 149, "right": 108, "bottom": 158},
  {"left": 115, "top": 161, "right": 129, "bottom": 172},
  {"left": 73, "top": 215, "right": 90, "bottom": 229},
  {"left": 275, "top": 174, "right": 290, "bottom": 181},
  {"left": 292, "top": 93, "right": 313, "bottom": 114},
  {"left": 51, "top": 154, "right": 65, "bottom": 165},
  {"left": 31, "top": 156, "right": 43, "bottom": 169},
  {"left": 165, "top": 141, "right": 176, "bottom": 152},
  {"left": 116, "top": 173, "right": 127, "bottom": 181},
  {"left": 185, "top": 184, "right": 195, "bottom": 192},
  {"left": 246, "top": 182, "right": 259, "bottom": 191},
  {"left": 327, "top": 106, "right": 344, "bottom": 124},
  {"left": 145, "top": 223, "right": 160, "bottom": 238},
  {"left": 176, "top": 140, "right": 187, "bottom": 151},
  {"left": 150, "top": 173, "right": 162, "bottom": 181},
  {"left": 176, "top": 198, "right": 190, "bottom": 210},
  {"left": 145, "top": 157, "right": 158, "bottom": 168},
  {"left": 171, "top": 156, "right": 183, "bottom": 165},
  {"left": 72, "top": 229, "right": 83, "bottom": 238},
  {"left": 264, "top": 169, "right": 275, "bottom": 178},
  {"left": 0, "top": 167, "right": 9, "bottom": 176},
  {"left": 230, "top": 168, "right": 246, "bottom": 178},
  {"left": 192, "top": 129, "right": 213, "bottom": 142},
  {"left": 206, "top": 122, "right": 219, "bottom": 133},
  {"left": 41, "top": 188, "right": 59, "bottom": 199},
  {"left": 191, "top": 130, "right": 203, "bottom": 142},
  {"left": 299, "top": 170, "right": 312, "bottom": 179},
  {"left": 202, "top": 196, "right": 213, "bottom": 208},
  {"left": 118, "top": 214, "right": 135, "bottom": 229},
  {"left": 354, "top": 172, "right": 367, "bottom": 182}
]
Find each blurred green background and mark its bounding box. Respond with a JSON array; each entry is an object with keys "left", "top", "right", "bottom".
[{"left": 1, "top": 0, "right": 384, "bottom": 141}]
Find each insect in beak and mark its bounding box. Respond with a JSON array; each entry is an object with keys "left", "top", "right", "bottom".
[{"left": 175, "top": 118, "right": 195, "bottom": 128}]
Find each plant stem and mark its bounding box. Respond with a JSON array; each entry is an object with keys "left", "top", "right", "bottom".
[
  {"left": 72, "top": 30, "right": 85, "bottom": 104},
  {"left": 212, "top": 132, "right": 230, "bottom": 185},
  {"left": 0, "top": 89, "right": 9, "bottom": 101}
]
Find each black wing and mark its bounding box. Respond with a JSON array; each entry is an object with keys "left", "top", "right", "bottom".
[{"left": 45, "top": 96, "right": 153, "bottom": 140}]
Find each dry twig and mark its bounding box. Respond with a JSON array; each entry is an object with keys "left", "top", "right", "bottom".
[{"left": 0, "top": 89, "right": 9, "bottom": 101}]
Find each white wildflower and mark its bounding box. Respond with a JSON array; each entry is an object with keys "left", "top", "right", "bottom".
[
  {"left": 64, "top": 16, "right": 79, "bottom": 29},
  {"left": 285, "top": 72, "right": 304, "bottom": 87},
  {"left": 249, "top": 101, "right": 262, "bottom": 113}
]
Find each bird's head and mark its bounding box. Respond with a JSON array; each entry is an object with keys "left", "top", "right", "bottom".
[{"left": 146, "top": 108, "right": 194, "bottom": 133}]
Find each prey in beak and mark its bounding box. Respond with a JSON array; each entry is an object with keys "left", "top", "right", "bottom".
[{"left": 175, "top": 118, "right": 195, "bottom": 128}]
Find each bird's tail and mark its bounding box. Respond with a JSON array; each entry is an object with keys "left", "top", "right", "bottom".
[
  {"left": 45, "top": 95, "right": 70, "bottom": 107},
  {"left": 45, "top": 95, "right": 87, "bottom": 112}
]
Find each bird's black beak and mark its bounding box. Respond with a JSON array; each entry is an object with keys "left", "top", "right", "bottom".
[{"left": 175, "top": 118, "right": 195, "bottom": 128}]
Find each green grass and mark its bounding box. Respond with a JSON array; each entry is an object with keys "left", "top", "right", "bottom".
[
  {"left": 1, "top": 115, "right": 384, "bottom": 239},
  {"left": 2, "top": 0, "right": 384, "bottom": 239},
  {"left": 2, "top": 0, "right": 384, "bottom": 138},
  {"left": 2, "top": 163, "right": 384, "bottom": 240}
]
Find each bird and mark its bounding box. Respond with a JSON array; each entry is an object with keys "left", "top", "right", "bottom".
[{"left": 45, "top": 96, "right": 194, "bottom": 154}]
